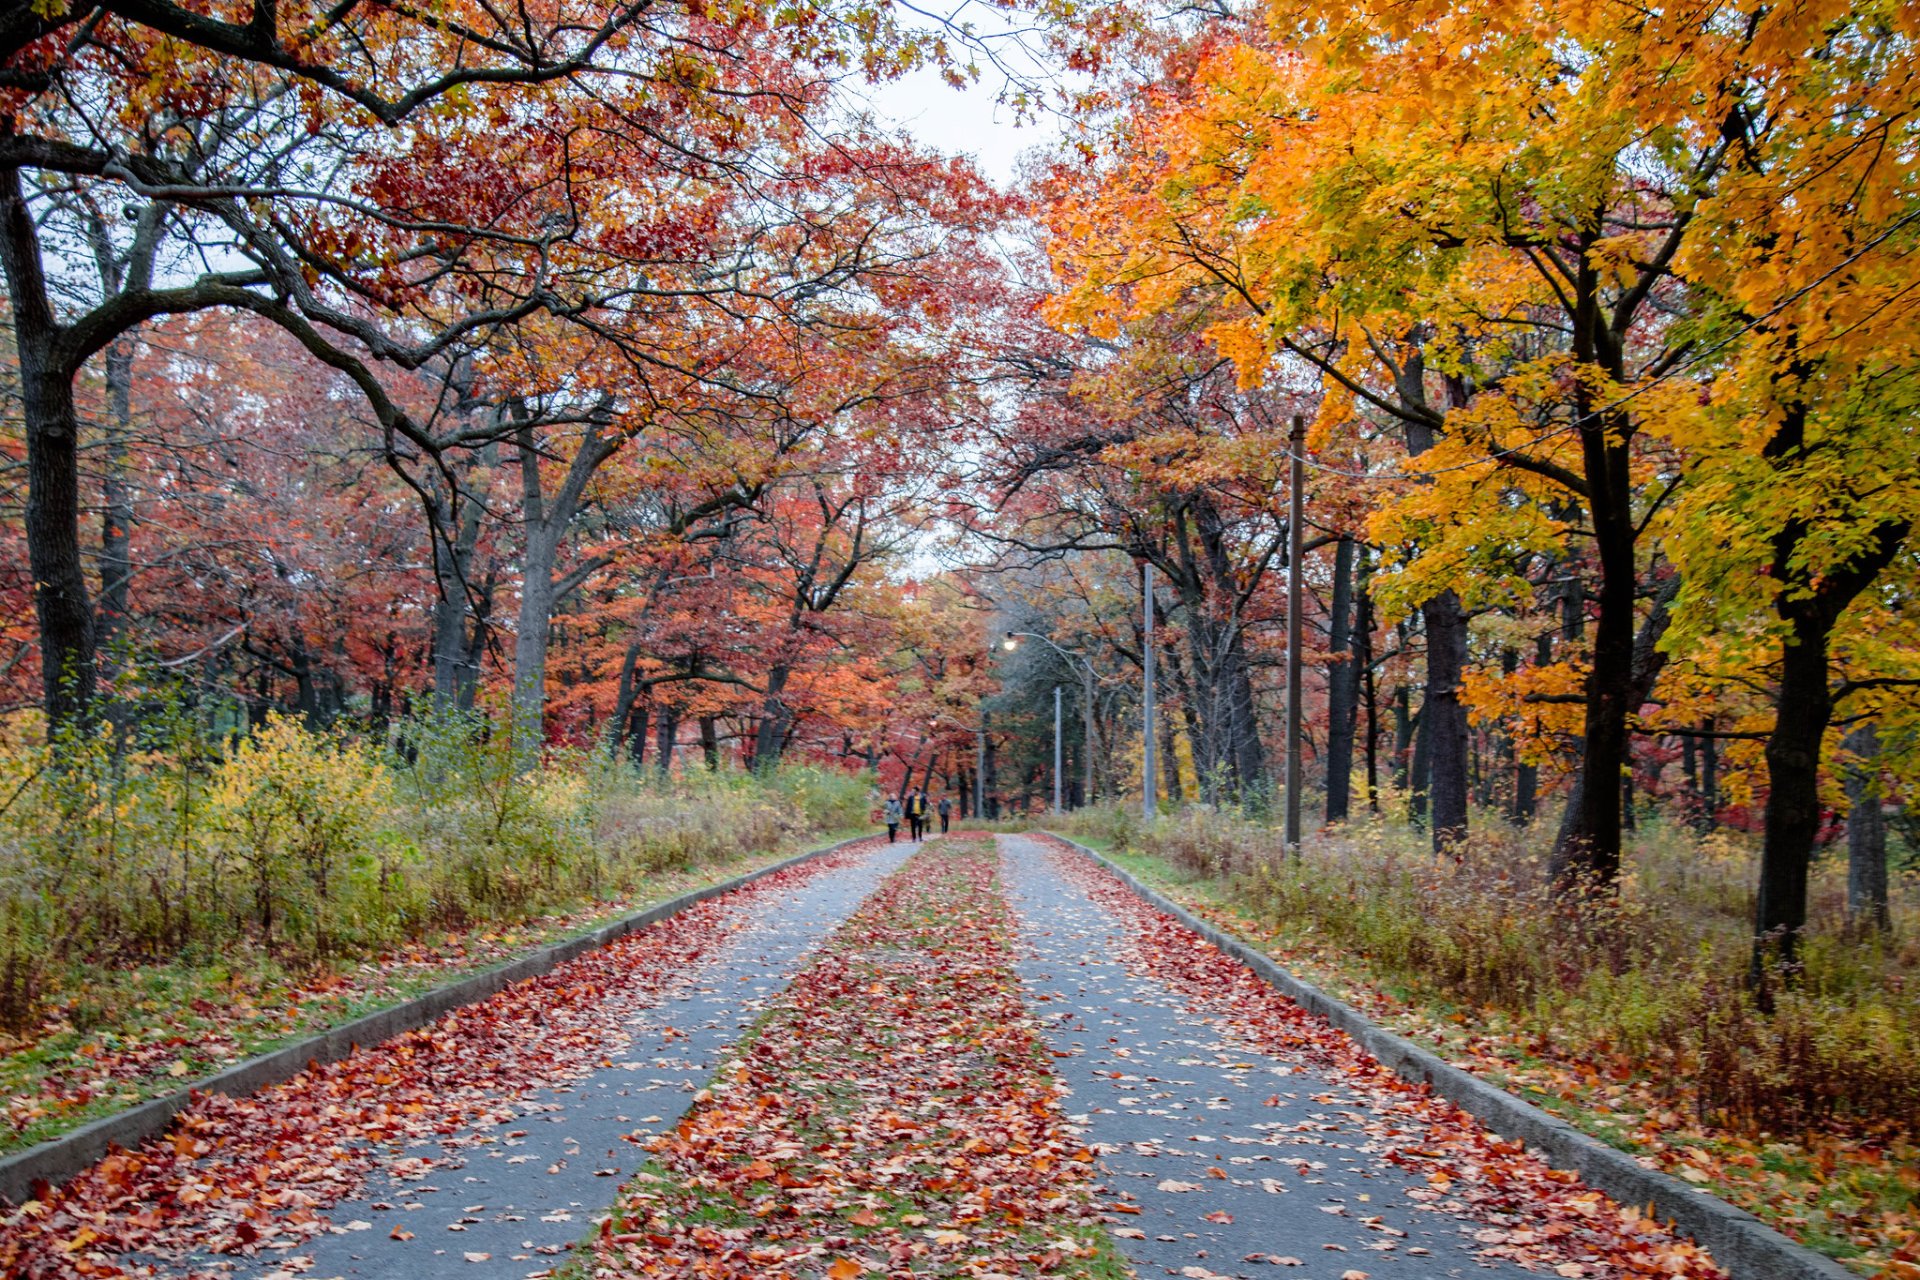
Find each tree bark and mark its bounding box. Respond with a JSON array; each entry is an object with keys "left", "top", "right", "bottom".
[
  {"left": 96, "top": 336, "right": 135, "bottom": 665},
  {"left": 430, "top": 466, "right": 487, "bottom": 712},
  {"left": 1844, "top": 723, "right": 1891, "bottom": 936},
  {"left": 1420, "top": 589, "right": 1470, "bottom": 849},
  {"left": 509, "top": 401, "right": 620, "bottom": 759},
  {"left": 2, "top": 169, "right": 96, "bottom": 733},
  {"left": 752, "top": 663, "right": 794, "bottom": 773},
  {"left": 653, "top": 702, "right": 679, "bottom": 778},
  {"left": 1358, "top": 562, "right": 1379, "bottom": 812},
  {"left": 1752, "top": 516, "right": 1908, "bottom": 978},
  {"left": 1325, "top": 536, "right": 1357, "bottom": 823}
]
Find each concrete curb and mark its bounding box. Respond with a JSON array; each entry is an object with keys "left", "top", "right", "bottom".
[
  {"left": 1041, "top": 833, "right": 1857, "bottom": 1280},
  {"left": 0, "top": 834, "right": 874, "bottom": 1209}
]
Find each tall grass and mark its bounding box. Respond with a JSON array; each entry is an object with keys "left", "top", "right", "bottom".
[
  {"left": 0, "top": 709, "right": 872, "bottom": 1036},
  {"left": 1054, "top": 803, "right": 1920, "bottom": 1139}
]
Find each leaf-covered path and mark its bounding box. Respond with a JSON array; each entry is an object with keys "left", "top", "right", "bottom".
[
  {"left": 1003, "top": 834, "right": 1724, "bottom": 1280},
  {"left": 0, "top": 837, "right": 914, "bottom": 1279},
  {"left": 10, "top": 834, "right": 1736, "bottom": 1280}
]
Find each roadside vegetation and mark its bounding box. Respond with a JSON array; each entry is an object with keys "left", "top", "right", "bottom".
[
  {"left": 1040, "top": 802, "right": 1920, "bottom": 1278},
  {"left": 0, "top": 709, "right": 871, "bottom": 1154}
]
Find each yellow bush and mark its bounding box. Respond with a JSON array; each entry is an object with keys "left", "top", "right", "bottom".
[{"left": 203, "top": 715, "right": 388, "bottom": 953}]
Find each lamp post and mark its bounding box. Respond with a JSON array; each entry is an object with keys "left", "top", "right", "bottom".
[
  {"left": 1054, "top": 685, "right": 1063, "bottom": 814},
  {"left": 1004, "top": 631, "right": 1101, "bottom": 810}
]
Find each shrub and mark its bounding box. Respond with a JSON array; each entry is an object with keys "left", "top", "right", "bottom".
[
  {"left": 202, "top": 715, "right": 389, "bottom": 955},
  {"left": 0, "top": 708, "right": 874, "bottom": 1040}
]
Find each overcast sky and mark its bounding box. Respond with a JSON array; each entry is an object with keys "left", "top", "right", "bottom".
[
  {"left": 866, "top": 64, "right": 1053, "bottom": 186},
  {"left": 855, "top": 0, "right": 1073, "bottom": 187}
]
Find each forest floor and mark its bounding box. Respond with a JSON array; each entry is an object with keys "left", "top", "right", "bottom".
[
  {"left": 1, "top": 833, "right": 1752, "bottom": 1279},
  {"left": 1066, "top": 834, "right": 1917, "bottom": 1280},
  {"left": 0, "top": 832, "right": 865, "bottom": 1159}
]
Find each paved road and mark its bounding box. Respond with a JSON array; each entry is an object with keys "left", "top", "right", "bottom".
[
  {"left": 209, "top": 836, "right": 923, "bottom": 1280},
  {"left": 126, "top": 831, "right": 1663, "bottom": 1279},
  {"left": 999, "top": 833, "right": 1530, "bottom": 1280}
]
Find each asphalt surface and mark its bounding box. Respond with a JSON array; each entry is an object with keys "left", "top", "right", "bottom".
[
  {"left": 152, "top": 830, "right": 1551, "bottom": 1279},
  {"left": 209, "top": 836, "right": 921, "bottom": 1280},
  {"left": 999, "top": 833, "right": 1528, "bottom": 1280}
]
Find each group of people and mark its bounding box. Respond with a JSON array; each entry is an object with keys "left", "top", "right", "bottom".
[{"left": 881, "top": 787, "right": 952, "bottom": 843}]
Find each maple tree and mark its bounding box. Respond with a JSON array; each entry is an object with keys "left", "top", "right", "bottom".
[{"left": 1033, "top": 0, "right": 1920, "bottom": 954}]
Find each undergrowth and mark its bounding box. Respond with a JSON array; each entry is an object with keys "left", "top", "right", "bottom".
[
  {"left": 1044, "top": 802, "right": 1920, "bottom": 1276},
  {"left": 0, "top": 709, "right": 872, "bottom": 1150}
]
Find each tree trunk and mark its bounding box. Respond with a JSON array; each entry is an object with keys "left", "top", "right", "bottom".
[
  {"left": 431, "top": 474, "right": 486, "bottom": 711},
  {"left": 983, "top": 711, "right": 998, "bottom": 819},
  {"left": 97, "top": 336, "right": 136, "bottom": 666},
  {"left": 1324, "top": 536, "right": 1357, "bottom": 822},
  {"left": 653, "top": 703, "right": 680, "bottom": 778},
  {"left": 512, "top": 522, "right": 559, "bottom": 755},
  {"left": 699, "top": 715, "right": 721, "bottom": 770},
  {"left": 1699, "top": 720, "right": 1719, "bottom": 831},
  {"left": 752, "top": 663, "right": 794, "bottom": 773},
  {"left": 1549, "top": 502, "right": 1635, "bottom": 890},
  {"left": 2, "top": 170, "right": 96, "bottom": 734},
  {"left": 1358, "top": 566, "right": 1379, "bottom": 812},
  {"left": 1421, "top": 589, "right": 1469, "bottom": 849},
  {"left": 1844, "top": 723, "right": 1891, "bottom": 936},
  {"left": 1409, "top": 702, "right": 1431, "bottom": 828},
  {"left": 1159, "top": 710, "right": 1182, "bottom": 805},
  {"left": 1752, "top": 517, "right": 1909, "bottom": 978},
  {"left": 627, "top": 697, "right": 649, "bottom": 768},
  {"left": 1393, "top": 689, "right": 1414, "bottom": 790},
  {"left": 1751, "top": 613, "right": 1832, "bottom": 981}
]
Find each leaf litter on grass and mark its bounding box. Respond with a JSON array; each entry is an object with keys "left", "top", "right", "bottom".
[
  {"left": 0, "top": 839, "right": 886, "bottom": 1280},
  {"left": 0, "top": 847, "right": 832, "bottom": 1157},
  {"left": 583, "top": 833, "right": 1120, "bottom": 1279}
]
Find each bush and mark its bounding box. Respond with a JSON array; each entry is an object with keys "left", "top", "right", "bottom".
[{"left": 203, "top": 715, "right": 389, "bottom": 954}]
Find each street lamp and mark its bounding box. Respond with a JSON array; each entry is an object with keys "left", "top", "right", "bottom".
[{"left": 1005, "top": 631, "right": 1103, "bottom": 814}]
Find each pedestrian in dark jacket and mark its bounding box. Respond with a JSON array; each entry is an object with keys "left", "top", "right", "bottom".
[{"left": 937, "top": 794, "right": 952, "bottom": 834}]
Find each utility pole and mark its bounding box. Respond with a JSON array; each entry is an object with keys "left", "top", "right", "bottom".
[
  {"left": 1005, "top": 631, "right": 1100, "bottom": 811},
  {"left": 1143, "top": 560, "right": 1157, "bottom": 823},
  {"left": 1286, "top": 414, "right": 1307, "bottom": 851},
  {"left": 1054, "top": 685, "right": 1063, "bottom": 814},
  {"left": 976, "top": 711, "right": 987, "bottom": 820}
]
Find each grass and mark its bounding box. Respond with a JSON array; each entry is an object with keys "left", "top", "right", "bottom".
[
  {"left": 1032, "top": 803, "right": 1920, "bottom": 1280},
  {"left": 0, "top": 819, "right": 870, "bottom": 1156}
]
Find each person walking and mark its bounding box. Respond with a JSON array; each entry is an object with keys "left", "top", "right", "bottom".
[
  {"left": 937, "top": 793, "right": 952, "bottom": 834},
  {"left": 883, "top": 795, "right": 903, "bottom": 844},
  {"left": 908, "top": 788, "right": 928, "bottom": 841}
]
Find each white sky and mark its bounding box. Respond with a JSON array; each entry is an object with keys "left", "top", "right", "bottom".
[
  {"left": 854, "top": 0, "right": 1075, "bottom": 187},
  {"left": 866, "top": 64, "right": 1056, "bottom": 187}
]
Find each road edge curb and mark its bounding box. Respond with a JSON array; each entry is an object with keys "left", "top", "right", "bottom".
[
  {"left": 0, "top": 833, "right": 873, "bottom": 1208},
  {"left": 1040, "top": 832, "right": 1858, "bottom": 1280}
]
